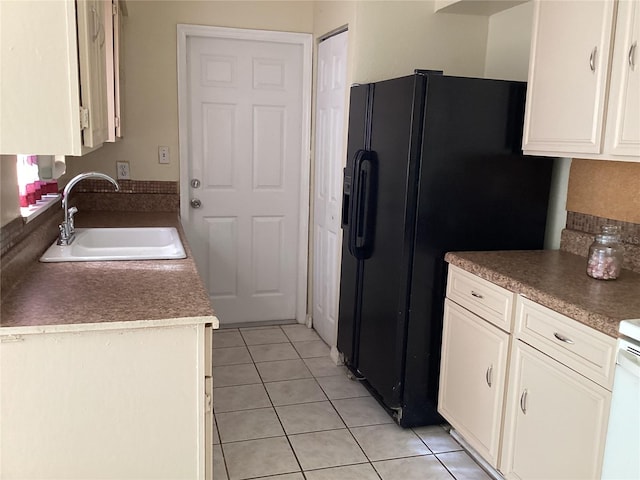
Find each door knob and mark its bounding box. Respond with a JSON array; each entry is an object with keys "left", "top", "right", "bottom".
[
  {"left": 191, "top": 178, "right": 201, "bottom": 188},
  {"left": 190, "top": 198, "right": 202, "bottom": 209}
]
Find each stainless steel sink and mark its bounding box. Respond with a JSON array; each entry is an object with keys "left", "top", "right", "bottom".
[{"left": 40, "top": 227, "right": 186, "bottom": 262}]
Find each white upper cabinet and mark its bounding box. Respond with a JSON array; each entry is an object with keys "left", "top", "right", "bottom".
[
  {"left": 77, "top": 0, "right": 110, "bottom": 149},
  {"left": 523, "top": 0, "right": 640, "bottom": 162},
  {"left": 0, "top": 0, "right": 122, "bottom": 156},
  {"left": 604, "top": 0, "right": 640, "bottom": 156}
]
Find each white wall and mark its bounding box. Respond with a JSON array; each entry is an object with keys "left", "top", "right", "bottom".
[
  {"left": 483, "top": 1, "right": 569, "bottom": 250},
  {"left": 484, "top": 1, "right": 534, "bottom": 81},
  {"left": 352, "top": 1, "right": 488, "bottom": 82}
]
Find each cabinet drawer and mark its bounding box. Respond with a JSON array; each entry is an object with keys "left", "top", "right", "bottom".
[
  {"left": 446, "top": 265, "right": 515, "bottom": 332},
  {"left": 515, "top": 296, "right": 617, "bottom": 390}
]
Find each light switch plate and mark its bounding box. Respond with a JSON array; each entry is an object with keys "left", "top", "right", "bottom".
[
  {"left": 158, "top": 146, "right": 170, "bottom": 164},
  {"left": 116, "top": 161, "right": 130, "bottom": 179}
]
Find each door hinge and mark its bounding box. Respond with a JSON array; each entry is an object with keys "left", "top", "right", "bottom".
[
  {"left": 115, "top": 116, "right": 120, "bottom": 128},
  {"left": 80, "top": 107, "right": 90, "bottom": 130}
]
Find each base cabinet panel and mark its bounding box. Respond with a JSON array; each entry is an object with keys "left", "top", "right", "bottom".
[
  {"left": 500, "top": 341, "right": 611, "bottom": 480},
  {"left": 0, "top": 324, "right": 210, "bottom": 479},
  {"left": 438, "top": 299, "right": 509, "bottom": 467}
]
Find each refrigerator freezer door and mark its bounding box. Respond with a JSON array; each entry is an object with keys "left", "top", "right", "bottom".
[
  {"left": 337, "top": 84, "right": 371, "bottom": 365},
  {"left": 355, "top": 75, "right": 427, "bottom": 409}
]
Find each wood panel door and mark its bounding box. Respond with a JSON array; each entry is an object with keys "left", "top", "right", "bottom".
[
  {"left": 180, "top": 27, "right": 311, "bottom": 325},
  {"left": 312, "top": 30, "right": 348, "bottom": 347}
]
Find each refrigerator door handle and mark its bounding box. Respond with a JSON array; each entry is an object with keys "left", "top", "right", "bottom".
[
  {"left": 348, "top": 150, "right": 367, "bottom": 258},
  {"left": 355, "top": 159, "right": 372, "bottom": 249},
  {"left": 349, "top": 150, "right": 376, "bottom": 259},
  {"left": 341, "top": 167, "right": 351, "bottom": 229}
]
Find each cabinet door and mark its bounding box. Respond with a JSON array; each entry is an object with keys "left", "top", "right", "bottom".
[
  {"left": 500, "top": 341, "right": 611, "bottom": 480},
  {"left": 438, "top": 299, "right": 510, "bottom": 467},
  {"left": 76, "top": 0, "right": 110, "bottom": 148},
  {"left": 523, "top": 0, "right": 615, "bottom": 155},
  {"left": 105, "top": 0, "right": 124, "bottom": 142},
  {"left": 0, "top": 0, "right": 83, "bottom": 155},
  {"left": 604, "top": 0, "right": 640, "bottom": 158}
]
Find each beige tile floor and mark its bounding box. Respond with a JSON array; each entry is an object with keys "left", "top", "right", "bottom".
[{"left": 213, "top": 324, "right": 491, "bottom": 480}]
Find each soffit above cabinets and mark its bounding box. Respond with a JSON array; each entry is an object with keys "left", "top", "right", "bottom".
[{"left": 434, "top": 0, "right": 529, "bottom": 16}]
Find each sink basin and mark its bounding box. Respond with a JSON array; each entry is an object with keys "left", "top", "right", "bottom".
[{"left": 40, "top": 227, "right": 187, "bottom": 262}]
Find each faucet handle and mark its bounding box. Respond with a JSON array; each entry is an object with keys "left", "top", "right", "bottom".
[{"left": 68, "top": 206, "right": 78, "bottom": 230}]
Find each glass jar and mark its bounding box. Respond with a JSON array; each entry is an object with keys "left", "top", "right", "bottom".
[{"left": 586, "top": 225, "right": 623, "bottom": 280}]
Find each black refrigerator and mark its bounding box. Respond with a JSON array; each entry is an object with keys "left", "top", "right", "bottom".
[{"left": 337, "top": 71, "right": 553, "bottom": 427}]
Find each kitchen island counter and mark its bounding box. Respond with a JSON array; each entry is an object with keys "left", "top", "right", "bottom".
[
  {"left": 446, "top": 250, "right": 640, "bottom": 338},
  {"left": 0, "top": 211, "right": 217, "bottom": 332}
]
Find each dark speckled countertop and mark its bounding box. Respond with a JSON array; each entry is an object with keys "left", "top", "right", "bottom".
[
  {"left": 1, "top": 212, "right": 216, "bottom": 330},
  {"left": 445, "top": 250, "right": 640, "bottom": 338}
]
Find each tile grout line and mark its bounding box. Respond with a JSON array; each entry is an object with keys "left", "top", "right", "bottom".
[
  {"left": 213, "top": 325, "right": 478, "bottom": 480},
  {"left": 257, "top": 326, "right": 306, "bottom": 479}
]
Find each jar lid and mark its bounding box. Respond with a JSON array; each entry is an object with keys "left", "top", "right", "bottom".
[{"left": 596, "top": 224, "right": 622, "bottom": 243}]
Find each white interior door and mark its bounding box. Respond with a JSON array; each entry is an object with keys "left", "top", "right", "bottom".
[
  {"left": 312, "top": 31, "right": 348, "bottom": 346},
  {"left": 179, "top": 27, "right": 311, "bottom": 325}
]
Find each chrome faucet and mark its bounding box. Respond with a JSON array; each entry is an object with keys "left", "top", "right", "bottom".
[{"left": 57, "top": 172, "right": 119, "bottom": 245}]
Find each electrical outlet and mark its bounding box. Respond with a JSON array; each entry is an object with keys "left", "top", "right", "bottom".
[
  {"left": 158, "top": 146, "right": 170, "bottom": 164},
  {"left": 116, "top": 161, "right": 130, "bottom": 180}
]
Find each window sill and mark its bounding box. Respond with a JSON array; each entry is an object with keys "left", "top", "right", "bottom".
[{"left": 21, "top": 194, "right": 61, "bottom": 224}]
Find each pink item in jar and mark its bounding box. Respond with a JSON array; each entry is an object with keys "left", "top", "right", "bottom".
[{"left": 586, "top": 225, "right": 623, "bottom": 280}]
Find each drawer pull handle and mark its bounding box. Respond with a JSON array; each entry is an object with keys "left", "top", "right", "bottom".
[
  {"left": 629, "top": 41, "right": 637, "bottom": 69},
  {"left": 520, "top": 389, "right": 528, "bottom": 414},
  {"left": 471, "top": 291, "right": 484, "bottom": 299},
  {"left": 485, "top": 365, "right": 493, "bottom": 388},
  {"left": 553, "top": 332, "right": 575, "bottom": 344},
  {"left": 590, "top": 46, "right": 597, "bottom": 72}
]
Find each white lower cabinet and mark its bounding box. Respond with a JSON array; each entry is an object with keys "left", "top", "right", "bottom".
[
  {"left": 500, "top": 340, "right": 611, "bottom": 480},
  {"left": 439, "top": 299, "right": 510, "bottom": 467},
  {"left": 0, "top": 322, "right": 213, "bottom": 479},
  {"left": 440, "top": 265, "right": 616, "bottom": 480}
]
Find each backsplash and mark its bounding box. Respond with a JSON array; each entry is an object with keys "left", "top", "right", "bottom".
[
  {"left": 561, "top": 211, "right": 640, "bottom": 274},
  {"left": 72, "top": 179, "right": 178, "bottom": 194},
  {"left": 71, "top": 179, "right": 179, "bottom": 212}
]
